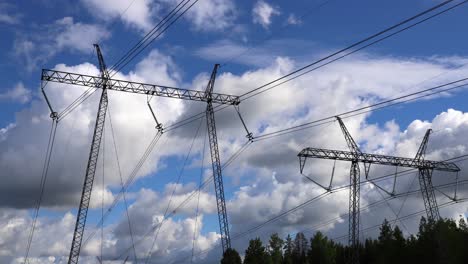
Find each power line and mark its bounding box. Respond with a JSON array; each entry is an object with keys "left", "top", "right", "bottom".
[
  {"left": 239, "top": 0, "right": 466, "bottom": 100},
  {"left": 54, "top": 0, "right": 200, "bottom": 122},
  {"left": 192, "top": 129, "right": 208, "bottom": 263},
  {"left": 171, "top": 154, "right": 468, "bottom": 263},
  {"left": 172, "top": 179, "right": 468, "bottom": 264},
  {"left": 23, "top": 119, "right": 58, "bottom": 264},
  {"left": 144, "top": 116, "right": 204, "bottom": 264},
  {"left": 332, "top": 197, "right": 468, "bottom": 242},
  {"left": 108, "top": 0, "right": 191, "bottom": 74},
  {"left": 82, "top": 129, "right": 164, "bottom": 248},
  {"left": 109, "top": 0, "right": 200, "bottom": 76},
  {"left": 163, "top": 71, "right": 468, "bottom": 143},
  {"left": 115, "top": 76, "right": 468, "bottom": 261},
  {"left": 115, "top": 138, "right": 252, "bottom": 260},
  {"left": 108, "top": 105, "right": 138, "bottom": 263},
  {"left": 161, "top": 0, "right": 467, "bottom": 130},
  {"left": 100, "top": 117, "right": 105, "bottom": 262},
  {"left": 220, "top": 0, "right": 336, "bottom": 68},
  {"left": 252, "top": 77, "right": 468, "bottom": 141}
]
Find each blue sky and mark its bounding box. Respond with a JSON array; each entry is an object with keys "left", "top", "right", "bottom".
[
  {"left": 1, "top": 0, "right": 467, "bottom": 128},
  {"left": 1, "top": 0, "right": 468, "bottom": 263}
]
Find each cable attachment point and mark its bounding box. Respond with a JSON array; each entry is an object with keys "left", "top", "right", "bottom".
[
  {"left": 156, "top": 123, "right": 164, "bottom": 133},
  {"left": 50, "top": 111, "right": 58, "bottom": 120},
  {"left": 147, "top": 101, "right": 164, "bottom": 133},
  {"left": 234, "top": 105, "right": 254, "bottom": 142},
  {"left": 41, "top": 81, "right": 58, "bottom": 121}
]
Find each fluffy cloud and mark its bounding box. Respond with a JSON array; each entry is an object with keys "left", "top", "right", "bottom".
[
  {"left": 287, "top": 13, "right": 302, "bottom": 25},
  {"left": 2, "top": 45, "right": 468, "bottom": 262},
  {"left": 0, "top": 83, "right": 31, "bottom": 104},
  {"left": 182, "top": 0, "right": 236, "bottom": 31},
  {"left": 0, "top": 49, "right": 185, "bottom": 210},
  {"left": 0, "top": 185, "right": 220, "bottom": 263},
  {"left": 0, "top": 2, "right": 21, "bottom": 25},
  {"left": 14, "top": 17, "right": 109, "bottom": 71},
  {"left": 252, "top": 0, "right": 281, "bottom": 29},
  {"left": 81, "top": 0, "right": 237, "bottom": 33},
  {"left": 81, "top": 0, "right": 155, "bottom": 31}
]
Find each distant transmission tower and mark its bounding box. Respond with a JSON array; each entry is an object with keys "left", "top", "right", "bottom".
[{"left": 298, "top": 117, "right": 459, "bottom": 263}]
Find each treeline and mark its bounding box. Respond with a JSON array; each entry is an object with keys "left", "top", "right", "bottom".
[{"left": 220, "top": 217, "right": 468, "bottom": 264}]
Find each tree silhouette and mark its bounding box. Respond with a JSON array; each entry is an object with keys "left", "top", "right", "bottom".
[
  {"left": 308, "top": 231, "right": 336, "bottom": 264},
  {"left": 221, "top": 248, "right": 242, "bottom": 264},
  {"left": 244, "top": 237, "right": 271, "bottom": 264},
  {"left": 220, "top": 217, "right": 468, "bottom": 264},
  {"left": 268, "top": 233, "right": 284, "bottom": 264},
  {"left": 283, "top": 234, "right": 293, "bottom": 264},
  {"left": 293, "top": 232, "right": 308, "bottom": 263}
]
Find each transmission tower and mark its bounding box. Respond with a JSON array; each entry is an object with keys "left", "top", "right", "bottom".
[
  {"left": 205, "top": 64, "right": 231, "bottom": 251},
  {"left": 67, "top": 44, "right": 109, "bottom": 264},
  {"left": 298, "top": 117, "right": 460, "bottom": 264},
  {"left": 41, "top": 46, "right": 240, "bottom": 262}
]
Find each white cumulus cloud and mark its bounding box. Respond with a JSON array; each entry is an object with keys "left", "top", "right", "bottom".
[
  {"left": 252, "top": 0, "right": 281, "bottom": 29},
  {"left": 0, "top": 82, "right": 31, "bottom": 104}
]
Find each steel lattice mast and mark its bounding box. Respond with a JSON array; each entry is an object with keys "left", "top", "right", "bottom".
[
  {"left": 415, "top": 129, "right": 441, "bottom": 221},
  {"left": 298, "top": 118, "right": 459, "bottom": 264},
  {"left": 336, "top": 116, "right": 363, "bottom": 264},
  {"left": 68, "top": 44, "right": 110, "bottom": 264},
  {"left": 41, "top": 47, "right": 239, "bottom": 260},
  {"left": 204, "top": 64, "right": 231, "bottom": 252}
]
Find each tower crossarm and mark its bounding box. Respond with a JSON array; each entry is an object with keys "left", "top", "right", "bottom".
[
  {"left": 298, "top": 147, "right": 460, "bottom": 172},
  {"left": 41, "top": 69, "right": 240, "bottom": 105}
]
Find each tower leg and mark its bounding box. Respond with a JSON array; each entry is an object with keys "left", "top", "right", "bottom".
[
  {"left": 419, "top": 168, "right": 440, "bottom": 221},
  {"left": 349, "top": 161, "right": 360, "bottom": 264},
  {"left": 206, "top": 102, "right": 231, "bottom": 252},
  {"left": 68, "top": 89, "right": 108, "bottom": 264}
]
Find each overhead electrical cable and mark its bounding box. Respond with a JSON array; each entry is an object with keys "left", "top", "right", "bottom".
[
  {"left": 220, "top": 0, "right": 336, "bottom": 68},
  {"left": 100, "top": 120, "right": 106, "bottom": 262},
  {"left": 23, "top": 120, "right": 58, "bottom": 264},
  {"left": 252, "top": 77, "right": 468, "bottom": 141},
  {"left": 192, "top": 126, "right": 208, "bottom": 263},
  {"left": 162, "top": 0, "right": 467, "bottom": 132},
  {"left": 109, "top": 0, "right": 200, "bottom": 77},
  {"left": 144, "top": 116, "right": 204, "bottom": 264},
  {"left": 55, "top": 0, "right": 199, "bottom": 121},
  {"left": 238, "top": 0, "right": 467, "bottom": 100},
  {"left": 170, "top": 154, "right": 468, "bottom": 263},
  {"left": 108, "top": 105, "right": 138, "bottom": 263},
  {"left": 82, "top": 129, "right": 164, "bottom": 248},
  {"left": 332, "top": 198, "right": 468, "bottom": 242},
  {"left": 108, "top": 0, "right": 190, "bottom": 74},
  {"left": 172, "top": 179, "right": 468, "bottom": 264},
  {"left": 115, "top": 137, "right": 254, "bottom": 260}
]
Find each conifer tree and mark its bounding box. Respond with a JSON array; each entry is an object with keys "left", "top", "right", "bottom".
[
  {"left": 244, "top": 238, "right": 271, "bottom": 264},
  {"left": 268, "top": 233, "right": 284, "bottom": 264},
  {"left": 221, "top": 248, "right": 242, "bottom": 264},
  {"left": 283, "top": 234, "right": 293, "bottom": 264}
]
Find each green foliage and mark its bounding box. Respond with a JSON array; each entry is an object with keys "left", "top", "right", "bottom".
[
  {"left": 221, "top": 217, "right": 468, "bottom": 264},
  {"left": 293, "top": 232, "right": 308, "bottom": 263},
  {"left": 268, "top": 233, "right": 284, "bottom": 264},
  {"left": 308, "top": 231, "right": 336, "bottom": 264},
  {"left": 283, "top": 234, "right": 293, "bottom": 264},
  {"left": 221, "top": 248, "right": 242, "bottom": 264},
  {"left": 244, "top": 237, "right": 271, "bottom": 264}
]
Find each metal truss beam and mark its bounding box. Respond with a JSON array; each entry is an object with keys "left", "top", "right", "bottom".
[
  {"left": 41, "top": 69, "right": 240, "bottom": 105},
  {"left": 299, "top": 120, "right": 459, "bottom": 264},
  {"left": 298, "top": 148, "right": 459, "bottom": 172}
]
